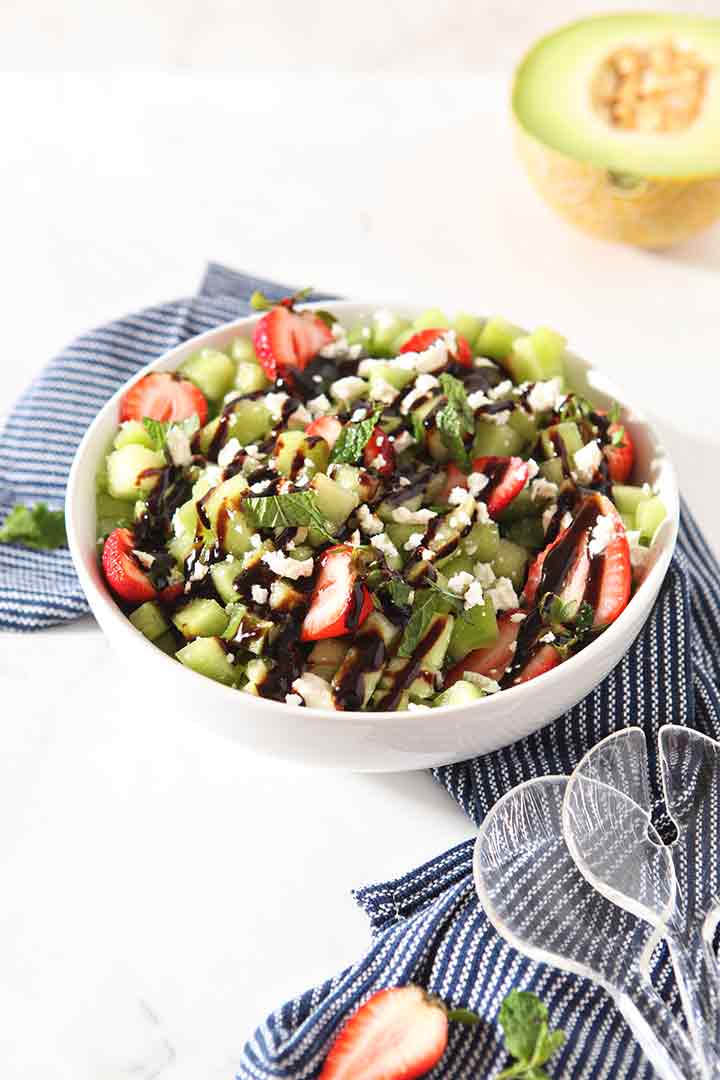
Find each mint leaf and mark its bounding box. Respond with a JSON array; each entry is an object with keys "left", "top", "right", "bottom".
[
  {"left": 386, "top": 577, "right": 414, "bottom": 608},
  {"left": 329, "top": 408, "right": 382, "bottom": 466},
  {"left": 497, "top": 991, "right": 565, "bottom": 1079},
  {"left": 411, "top": 412, "right": 426, "bottom": 446},
  {"left": 437, "top": 373, "right": 473, "bottom": 470},
  {"left": 610, "top": 425, "right": 625, "bottom": 447},
  {"left": 142, "top": 415, "right": 200, "bottom": 453},
  {"left": 0, "top": 503, "right": 67, "bottom": 550},
  {"left": 397, "top": 588, "right": 453, "bottom": 657},
  {"left": 244, "top": 491, "right": 334, "bottom": 538}
]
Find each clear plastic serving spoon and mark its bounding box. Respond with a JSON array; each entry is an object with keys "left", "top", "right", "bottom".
[
  {"left": 563, "top": 728, "right": 720, "bottom": 1077},
  {"left": 474, "top": 775, "right": 703, "bottom": 1080}
]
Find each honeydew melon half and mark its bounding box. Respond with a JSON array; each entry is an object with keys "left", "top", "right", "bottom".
[{"left": 512, "top": 13, "right": 720, "bottom": 248}]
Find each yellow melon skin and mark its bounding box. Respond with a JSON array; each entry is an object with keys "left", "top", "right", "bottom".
[{"left": 516, "top": 125, "right": 720, "bottom": 249}]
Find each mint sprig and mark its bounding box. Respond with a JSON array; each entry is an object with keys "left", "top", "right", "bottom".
[
  {"left": 142, "top": 414, "right": 200, "bottom": 453},
  {"left": 329, "top": 408, "right": 382, "bottom": 466},
  {"left": 0, "top": 503, "right": 67, "bottom": 550},
  {"left": 498, "top": 990, "right": 565, "bottom": 1078},
  {"left": 243, "top": 491, "right": 335, "bottom": 538},
  {"left": 437, "top": 373, "right": 473, "bottom": 470}
]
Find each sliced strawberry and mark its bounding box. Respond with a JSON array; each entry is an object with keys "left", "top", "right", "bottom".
[
  {"left": 253, "top": 306, "right": 333, "bottom": 381},
  {"left": 305, "top": 415, "right": 343, "bottom": 450},
  {"left": 400, "top": 328, "right": 472, "bottom": 368},
  {"left": 605, "top": 422, "right": 635, "bottom": 483},
  {"left": 592, "top": 496, "right": 630, "bottom": 626},
  {"left": 446, "top": 611, "right": 523, "bottom": 686},
  {"left": 442, "top": 463, "right": 468, "bottom": 502},
  {"left": 119, "top": 372, "right": 208, "bottom": 425},
  {"left": 159, "top": 581, "right": 184, "bottom": 605},
  {"left": 102, "top": 528, "right": 157, "bottom": 605},
  {"left": 472, "top": 456, "right": 529, "bottom": 518},
  {"left": 509, "top": 644, "right": 561, "bottom": 686},
  {"left": 301, "top": 545, "right": 372, "bottom": 642},
  {"left": 320, "top": 986, "right": 448, "bottom": 1080},
  {"left": 523, "top": 523, "right": 572, "bottom": 608},
  {"left": 363, "top": 427, "right": 396, "bottom": 478}
]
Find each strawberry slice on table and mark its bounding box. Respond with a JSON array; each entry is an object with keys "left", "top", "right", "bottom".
[
  {"left": 305, "top": 415, "right": 343, "bottom": 449},
  {"left": 253, "top": 305, "right": 334, "bottom": 381},
  {"left": 320, "top": 986, "right": 449, "bottom": 1080},
  {"left": 301, "top": 545, "right": 373, "bottom": 642},
  {"left": 119, "top": 372, "right": 208, "bottom": 425},
  {"left": 472, "top": 455, "right": 529, "bottom": 518},
  {"left": 400, "top": 328, "right": 472, "bottom": 368},
  {"left": 363, "top": 427, "right": 396, "bottom": 478},
  {"left": 102, "top": 528, "right": 157, "bottom": 605},
  {"left": 605, "top": 421, "right": 635, "bottom": 483}
]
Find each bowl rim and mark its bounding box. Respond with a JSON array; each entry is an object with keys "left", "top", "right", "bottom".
[{"left": 66, "top": 300, "right": 680, "bottom": 724}]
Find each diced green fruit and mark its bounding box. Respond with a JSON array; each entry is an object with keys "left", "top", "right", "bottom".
[
  {"left": 392, "top": 326, "right": 418, "bottom": 351},
  {"left": 176, "top": 636, "right": 237, "bottom": 686},
  {"left": 243, "top": 657, "right": 271, "bottom": 694},
  {"left": 492, "top": 538, "right": 529, "bottom": 589},
  {"left": 539, "top": 458, "right": 564, "bottom": 486},
  {"left": 472, "top": 421, "right": 524, "bottom": 459},
  {"left": 413, "top": 308, "right": 450, "bottom": 331},
  {"left": 412, "top": 394, "right": 451, "bottom": 464},
  {"left": 329, "top": 378, "right": 369, "bottom": 406},
  {"left": 113, "top": 420, "right": 155, "bottom": 450},
  {"left": 154, "top": 630, "right": 179, "bottom": 657},
  {"left": 224, "top": 610, "right": 274, "bottom": 656},
  {"left": 433, "top": 680, "right": 485, "bottom": 707},
  {"left": 346, "top": 321, "right": 373, "bottom": 351},
  {"left": 448, "top": 599, "right": 498, "bottom": 662},
  {"left": 540, "top": 421, "right": 584, "bottom": 462},
  {"left": 378, "top": 494, "right": 422, "bottom": 524},
  {"left": 180, "top": 348, "right": 235, "bottom": 402},
  {"left": 423, "top": 613, "right": 454, "bottom": 670},
  {"left": 612, "top": 484, "right": 652, "bottom": 517},
  {"left": 495, "top": 488, "right": 537, "bottom": 523},
  {"left": 460, "top": 521, "right": 500, "bottom": 562},
  {"left": 168, "top": 498, "right": 198, "bottom": 566},
  {"left": 509, "top": 335, "right": 545, "bottom": 383},
  {"left": 476, "top": 317, "right": 524, "bottom": 360},
  {"left": 275, "top": 430, "right": 329, "bottom": 478},
  {"left": 173, "top": 598, "right": 228, "bottom": 639},
  {"left": 197, "top": 400, "right": 273, "bottom": 454},
  {"left": 437, "top": 552, "right": 475, "bottom": 578},
  {"left": 404, "top": 495, "right": 476, "bottom": 584},
  {"left": 453, "top": 312, "right": 484, "bottom": 348},
  {"left": 504, "top": 516, "right": 545, "bottom": 551},
  {"left": 234, "top": 359, "right": 270, "bottom": 395},
  {"left": 530, "top": 327, "right": 567, "bottom": 377},
  {"left": 387, "top": 522, "right": 424, "bottom": 559},
  {"left": 221, "top": 602, "right": 249, "bottom": 641},
  {"left": 106, "top": 445, "right": 165, "bottom": 500},
  {"left": 371, "top": 314, "right": 412, "bottom": 357},
  {"left": 636, "top": 496, "right": 666, "bottom": 544},
  {"left": 96, "top": 493, "right": 135, "bottom": 538},
  {"left": 307, "top": 639, "right": 349, "bottom": 683},
  {"left": 210, "top": 559, "right": 243, "bottom": 604},
  {"left": 368, "top": 363, "right": 414, "bottom": 392},
  {"left": 288, "top": 544, "right": 313, "bottom": 561},
  {"left": 310, "top": 473, "right": 359, "bottom": 526},
  {"left": 508, "top": 408, "right": 537, "bottom": 445},
  {"left": 129, "top": 601, "right": 169, "bottom": 641},
  {"left": 332, "top": 611, "right": 401, "bottom": 708},
  {"left": 621, "top": 512, "right": 636, "bottom": 532},
  {"left": 228, "top": 337, "right": 257, "bottom": 364}
]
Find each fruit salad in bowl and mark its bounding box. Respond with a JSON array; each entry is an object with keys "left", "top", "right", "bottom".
[{"left": 88, "top": 295, "right": 671, "bottom": 717}]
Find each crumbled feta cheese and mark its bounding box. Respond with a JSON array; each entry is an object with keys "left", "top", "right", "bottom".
[
  {"left": 530, "top": 478, "right": 559, "bottom": 502},
  {"left": 350, "top": 407, "right": 368, "bottom": 422},
  {"left": 588, "top": 513, "right": 615, "bottom": 558},
  {"left": 573, "top": 440, "right": 602, "bottom": 484},
  {"left": 250, "top": 479, "right": 272, "bottom": 494},
  {"left": 330, "top": 376, "right": 367, "bottom": 403},
  {"left": 391, "top": 430, "right": 416, "bottom": 454},
  {"left": 467, "top": 389, "right": 490, "bottom": 410},
  {"left": 626, "top": 530, "right": 651, "bottom": 575},
  {"left": 291, "top": 672, "right": 336, "bottom": 710},
  {"left": 132, "top": 549, "right": 154, "bottom": 568},
  {"left": 312, "top": 374, "right": 324, "bottom": 383},
  {"left": 464, "top": 580, "right": 485, "bottom": 610},
  {"left": 448, "top": 509, "right": 472, "bottom": 530},
  {"left": 250, "top": 534, "right": 262, "bottom": 549},
  {"left": 463, "top": 672, "right": 501, "bottom": 693},
  {"left": 486, "top": 576, "right": 519, "bottom": 611},
  {"left": 510, "top": 612, "right": 527, "bottom": 623},
  {"left": 285, "top": 693, "right": 303, "bottom": 707},
  {"left": 288, "top": 404, "right": 312, "bottom": 427},
  {"left": 251, "top": 584, "right": 269, "bottom": 605},
  {"left": 357, "top": 503, "right": 384, "bottom": 536},
  {"left": 370, "top": 454, "right": 387, "bottom": 470},
  {"left": 408, "top": 702, "right": 431, "bottom": 711},
  {"left": 488, "top": 379, "right": 513, "bottom": 401},
  {"left": 244, "top": 444, "right": 260, "bottom": 458},
  {"left": 448, "top": 486, "right": 469, "bottom": 506},
  {"left": 349, "top": 529, "right": 361, "bottom": 547},
  {"left": 467, "top": 471, "right": 489, "bottom": 497},
  {"left": 217, "top": 437, "right": 242, "bottom": 468},
  {"left": 370, "top": 532, "right": 399, "bottom": 559},
  {"left": 475, "top": 501, "right": 491, "bottom": 525},
  {"left": 404, "top": 532, "right": 425, "bottom": 552},
  {"left": 448, "top": 571, "right": 475, "bottom": 596},
  {"left": 526, "top": 458, "right": 540, "bottom": 481},
  {"left": 370, "top": 378, "right": 400, "bottom": 405},
  {"left": 392, "top": 506, "right": 437, "bottom": 525},
  {"left": 413, "top": 337, "right": 450, "bottom": 374},
  {"left": 400, "top": 373, "right": 439, "bottom": 414},
  {"left": 261, "top": 551, "right": 314, "bottom": 579},
  {"left": 420, "top": 547, "right": 434, "bottom": 561},
  {"left": 190, "top": 560, "right": 209, "bottom": 581},
  {"left": 307, "top": 394, "right": 332, "bottom": 418},
  {"left": 560, "top": 512, "right": 573, "bottom": 530},
  {"left": 399, "top": 477, "right": 411, "bottom": 486},
  {"left": 264, "top": 392, "right": 289, "bottom": 422},
  {"left": 539, "top": 631, "right": 556, "bottom": 644},
  {"left": 473, "top": 562, "right": 497, "bottom": 588},
  {"left": 527, "top": 378, "right": 564, "bottom": 415},
  {"left": 485, "top": 410, "right": 511, "bottom": 426},
  {"left": 542, "top": 504, "right": 558, "bottom": 533},
  {"left": 166, "top": 425, "right": 192, "bottom": 467}
]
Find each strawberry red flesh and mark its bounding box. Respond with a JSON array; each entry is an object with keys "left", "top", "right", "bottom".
[
  {"left": 320, "top": 985, "right": 448, "bottom": 1080},
  {"left": 301, "top": 545, "right": 372, "bottom": 642},
  {"left": 305, "top": 415, "right": 343, "bottom": 450},
  {"left": 605, "top": 421, "right": 635, "bottom": 483},
  {"left": 102, "top": 528, "right": 157, "bottom": 605},
  {"left": 446, "top": 610, "right": 523, "bottom": 686},
  {"left": 472, "top": 455, "right": 529, "bottom": 518},
  {"left": 253, "top": 306, "right": 333, "bottom": 381},
  {"left": 400, "top": 328, "right": 472, "bottom": 368},
  {"left": 119, "top": 372, "right": 208, "bottom": 425},
  {"left": 363, "top": 427, "right": 396, "bottom": 478}
]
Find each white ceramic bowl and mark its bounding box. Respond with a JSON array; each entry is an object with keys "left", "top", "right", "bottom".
[{"left": 66, "top": 302, "right": 679, "bottom": 771}]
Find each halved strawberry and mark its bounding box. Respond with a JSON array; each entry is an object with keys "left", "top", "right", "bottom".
[
  {"left": 510, "top": 644, "right": 561, "bottom": 685},
  {"left": 305, "top": 415, "right": 343, "bottom": 450},
  {"left": 363, "top": 427, "right": 396, "bottom": 478},
  {"left": 400, "top": 328, "right": 472, "bottom": 368},
  {"left": 446, "top": 610, "right": 523, "bottom": 686},
  {"left": 472, "top": 456, "right": 529, "bottom": 518},
  {"left": 253, "top": 306, "right": 334, "bottom": 381},
  {"left": 320, "top": 986, "right": 448, "bottom": 1080},
  {"left": 119, "top": 372, "right": 208, "bottom": 425},
  {"left": 301, "top": 545, "right": 373, "bottom": 642},
  {"left": 102, "top": 528, "right": 157, "bottom": 605},
  {"left": 605, "top": 422, "right": 635, "bottom": 483},
  {"left": 592, "top": 496, "right": 630, "bottom": 625}
]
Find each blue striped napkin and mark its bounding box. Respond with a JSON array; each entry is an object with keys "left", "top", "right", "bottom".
[{"left": 2, "top": 264, "right": 716, "bottom": 1076}]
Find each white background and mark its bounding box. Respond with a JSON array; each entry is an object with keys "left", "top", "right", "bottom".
[{"left": 2, "top": 3, "right": 720, "bottom": 1078}]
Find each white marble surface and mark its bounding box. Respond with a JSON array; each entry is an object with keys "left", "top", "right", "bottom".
[{"left": 2, "top": 69, "right": 720, "bottom": 1079}]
